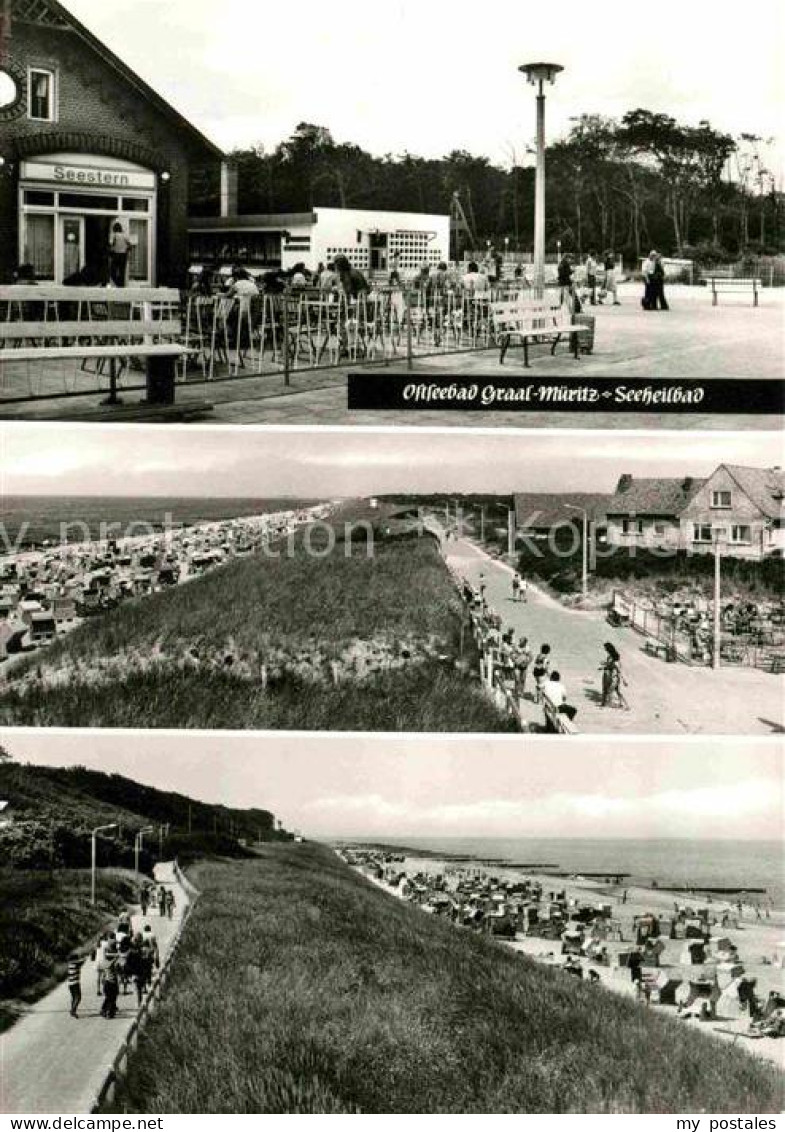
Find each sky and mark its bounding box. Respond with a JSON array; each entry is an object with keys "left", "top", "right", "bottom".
[
  {"left": 63, "top": 0, "right": 785, "bottom": 180},
  {"left": 2, "top": 425, "right": 783, "bottom": 499},
  {"left": 2, "top": 730, "right": 781, "bottom": 840}
]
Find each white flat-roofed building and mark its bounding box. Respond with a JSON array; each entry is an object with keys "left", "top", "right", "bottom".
[{"left": 188, "top": 206, "right": 450, "bottom": 275}]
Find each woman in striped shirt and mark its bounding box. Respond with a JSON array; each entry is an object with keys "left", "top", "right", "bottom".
[{"left": 66, "top": 953, "right": 83, "bottom": 1018}]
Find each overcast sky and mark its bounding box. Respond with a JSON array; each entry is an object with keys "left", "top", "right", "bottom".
[
  {"left": 64, "top": 0, "right": 784, "bottom": 179},
  {"left": 2, "top": 424, "right": 782, "bottom": 499},
  {"left": 3, "top": 730, "right": 781, "bottom": 840}
]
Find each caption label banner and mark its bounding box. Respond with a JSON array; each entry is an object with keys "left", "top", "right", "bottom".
[{"left": 347, "top": 375, "right": 784, "bottom": 414}]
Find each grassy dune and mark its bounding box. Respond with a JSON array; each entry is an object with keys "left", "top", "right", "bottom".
[
  {"left": 107, "top": 845, "right": 783, "bottom": 1114},
  {"left": 1, "top": 535, "right": 509, "bottom": 731},
  {"left": 0, "top": 868, "right": 137, "bottom": 1032}
]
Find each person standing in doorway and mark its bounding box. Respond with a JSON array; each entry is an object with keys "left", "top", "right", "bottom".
[{"left": 108, "top": 222, "right": 132, "bottom": 287}]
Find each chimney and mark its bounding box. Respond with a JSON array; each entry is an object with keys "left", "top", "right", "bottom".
[
  {"left": 682, "top": 476, "right": 694, "bottom": 493},
  {"left": 616, "top": 474, "right": 633, "bottom": 494},
  {"left": 220, "top": 160, "right": 239, "bottom": 218}
]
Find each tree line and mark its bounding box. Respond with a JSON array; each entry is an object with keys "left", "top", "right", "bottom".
[{"left": 190, "top": 112, "right": 783, "bottom": 264}]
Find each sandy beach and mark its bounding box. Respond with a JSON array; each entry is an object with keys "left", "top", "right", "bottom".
[{"left": 347, "top": 849, "right": 785, "bottom": 1071}]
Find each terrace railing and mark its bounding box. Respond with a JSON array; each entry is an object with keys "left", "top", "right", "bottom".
[
  {"left": 0, "top": 282, "right": 562, "bottom": 403},
  {"left": 611, "top": 591, "right": 785, "bottom": 670}
]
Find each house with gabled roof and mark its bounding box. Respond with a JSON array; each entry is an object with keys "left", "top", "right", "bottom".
[
  {"left": 0, "top": 0, "right": 225, "bottom": 284},
  {"left": 513, "top": 492, "right": 609, "bottom": 547},
  {"left": 681, "top": 464, "right": 785, "bottom": 560},
  {"left": 604, "top": 474, "right": 705, "bottom": 550}
]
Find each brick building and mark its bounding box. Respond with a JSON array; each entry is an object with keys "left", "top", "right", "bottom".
[{"left": 0, "top": 0, "right": 223, "bottom": 284}]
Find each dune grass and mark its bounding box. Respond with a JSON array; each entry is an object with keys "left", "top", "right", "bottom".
[
  {"left": 106, "top": 844, "right": 783, "bottom": 1114},
  {"left": 1, "top": 536, "right": 509, "bottom": 731},
  {"left": 0, "top": 663, "right": 511, "bottom": 731},
  {"left": 0, "top": 867, "right": 137, "bottom": 1032}
]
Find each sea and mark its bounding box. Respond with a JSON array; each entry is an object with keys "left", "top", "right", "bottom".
[
  {"left": 356, "top": 837, "right": 785, "bottom": 909},
  {"left": 0, "top": 495, "right": 321, "bottom": 549}
]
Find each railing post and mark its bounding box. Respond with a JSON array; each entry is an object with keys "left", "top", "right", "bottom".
[{"left": 282, "top": 288, "right": 291, "bottom": 388}]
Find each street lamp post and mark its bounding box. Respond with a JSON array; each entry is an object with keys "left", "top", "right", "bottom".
[
  {"left": 565, "top": 504, "right": 589, "bottom": 598},
  {"left": 712, "top": 529, "right": 726, "bottom": 670},
  {"left": 519, "top": 62, "right": 563, "bottom": 293},
  {"left": 134, "top": 826, "right": 154, "bottom": 877},
  {"left": 90, "top": 823, "right": 118, "bottom": 906}
]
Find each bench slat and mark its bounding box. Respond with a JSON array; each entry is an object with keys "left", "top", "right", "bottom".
[
  {"left": 0, "top": 320, "right": 182, "bottom": 340},
  {"left": 0, "top": 286, "right": 181, "bottom": 302},
  {"left": 0, "top": 345, "right": 188, "bottom": 361}
]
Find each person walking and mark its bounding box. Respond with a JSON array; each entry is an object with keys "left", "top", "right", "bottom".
[
  {"left": 602, "top": 250, "right": 621, "bottom": 304},
  {"left": 140, "top": 884, "right": 149, "bottom": 918},
  {"left": 101, "top": 956, "right": 119, "bottom": 1019},
  {"left": 532, "top": 644, "right": 551, "bottom": 704},
  {"left": 600, "top": 642, "right": 629, "bottom": 709},
  {"left": 165, "top": 889, "right": 175, "bottom": 920},
  {"left": 519, "top": 576, "right": 528, "bottom": 603},
  {"left": 511, "top": 573, "right": 520, "bottom": 602},
  {"left": 107, "top": 222, "right": 132, "bottom": 287},
  {"left": 158, "top": 886, "right": 167, "bottom": 917},
  {"left": 95, "top": 931, "right": 112, "bottom": 994},
  {"left": 585, "top": 252, "right": 598, "bottom": 305},
  {"left": 557, "top": 254, "right": 576, "bottom": 311},
  {"left": 66, "top": 953, "right": 83, "bottom": 1018},
  {"left": 650, "top": 252, "right": 669, "bottom": 310},
  {"left": 514, "top": 636, "right": 532, "bottom": 700}
]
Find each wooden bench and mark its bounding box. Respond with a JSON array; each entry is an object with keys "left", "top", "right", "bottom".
[
  {"left": 0, "top": 285, "right": 212, "bottom": 416},
  {"left": 542, "top": 696, "right": 579, "bottom": 734},
  {"left": 709, "top": 278, "right": 762, "bottom": 307},
  {"left": 644, "top": 638, "right": 676, "bottom": 662},
  {"left": 491, "top": 299, "right": 592, "bottom": 367}
]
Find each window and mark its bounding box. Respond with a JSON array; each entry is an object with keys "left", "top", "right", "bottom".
[
  {"left": 693, "top": 524, "right": 713, "bottom": 543},
  {"left": 621, "top": 519, "right": 643, "bottom": 535},
  {"left": 127, "top": 218, "right": 149, "bottom": 281},
  {"left": 22, "top": 213, "right": 55, "bottom": 278},
  {"left": 23, "top": 189, "right": 55, "bottom": 206},
  {"left": 730, "top": 525, "right": 752, "bottom": 544},
  {"left": 652, "top": 522, "right": 667, "bottom": 536},
  {"left": 121, "top": 197, "right": 150, "bottom": 212},
  {"left": 28, "top": 68, "right": 56, "bottom": 121},
  {"left": 59, "top": 193, "right": 119, "bottom": 211},
  {"left": 711, "top": 490, "right": 732, "bottom": 509}
]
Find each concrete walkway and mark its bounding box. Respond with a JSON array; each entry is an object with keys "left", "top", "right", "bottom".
[
  {"left": 1, "top": 285, "right": 781, "bottom": 428},
  {"left": 0, "top": 862, "right": 189, "bottom": 1114},
  {"left": 445, "top": 536, "right": 785, "bottom": 735}
]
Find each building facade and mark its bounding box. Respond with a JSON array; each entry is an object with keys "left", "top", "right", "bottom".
[
  {"left": 514, "top": 467, "right": 784, "bottom": 562},
  {"left": 188, "top": 206, "right": 451, "bottom": 275},
  {"left": 680, "top": 464, "right": 785, "bottom": 560},
  {"left": 603, "top": 476, "right": 703, "bottom": 551},
  {"left": 0, "top": 0, "right": 223, "bottom": 284}
]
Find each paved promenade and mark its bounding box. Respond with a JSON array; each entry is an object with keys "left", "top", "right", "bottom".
[
  {"left": 444, "top": 536, "right": 785, "bottom": 735},
  {"left": 0, "top": 862, "right": 188, "bottom": 1114}
]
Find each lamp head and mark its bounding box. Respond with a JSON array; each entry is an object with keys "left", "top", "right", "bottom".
[{"left": 519, "top": 62, "right": 563, "bottom": 86}]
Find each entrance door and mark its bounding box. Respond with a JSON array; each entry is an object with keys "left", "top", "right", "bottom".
[
  {"left": 84, "top": 215, "right": 112, "bottom": 285},
  {"left": 369, "top": 233, "right": 388, "bottom": 271},
  {"left": 60, "top": 215, "right": 84, "bottom": 282}
]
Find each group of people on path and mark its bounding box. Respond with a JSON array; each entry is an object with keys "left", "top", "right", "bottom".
[
  {"left": 467, "top": 569, "right": 632, "bottom": 727},
  {"left": 66, "top": 883, "right": 169, "bottom": 1020},
  {"left": 557, "top": 251, "right": 621, "bottom": 311}
]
